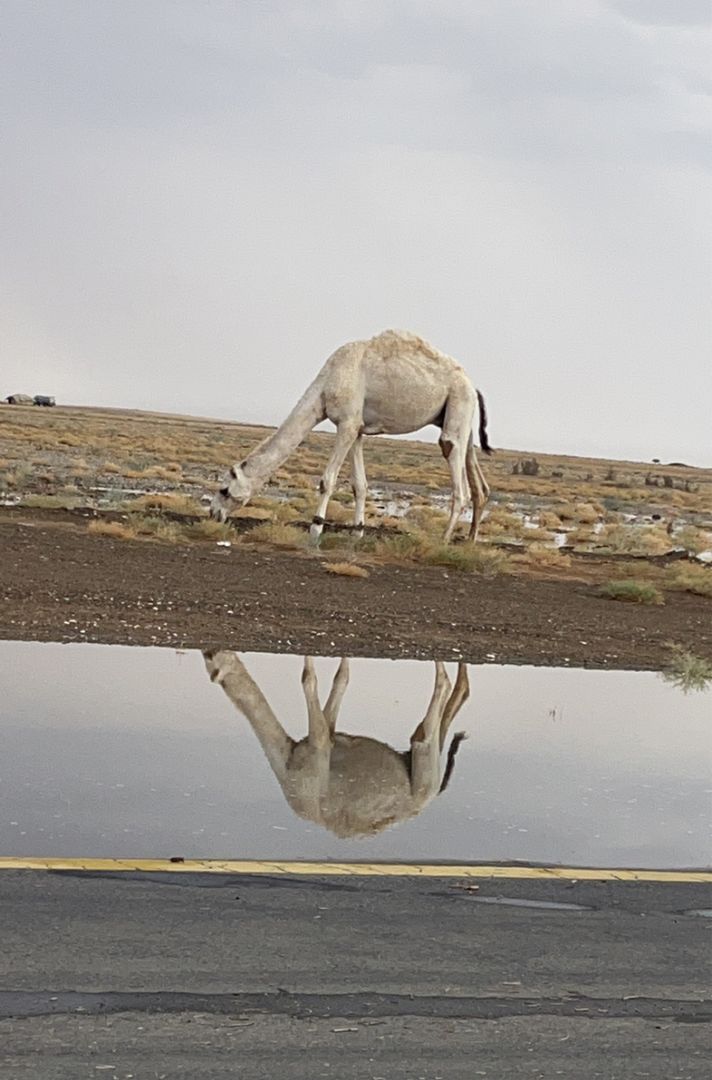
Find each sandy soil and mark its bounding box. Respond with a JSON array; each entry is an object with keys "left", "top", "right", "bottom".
[{"left": 1, "top": 510, "right": 709, "bottom": 670}]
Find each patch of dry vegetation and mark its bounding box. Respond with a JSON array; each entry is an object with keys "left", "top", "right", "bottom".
[
  {"left": 125, "top": 492, "right": 202, "bottom": 514},
  {"left": 247, "top": 521, "right": 306, "bottom": 550},
  {"left": 87, "top": 519, "right": 138, "bottom": 540},
  {"left": 666, "top": 563, "right": 712, "bottom": 598},
  {"left": 597, "top": 524, "right": 671, "bottom": 556},
  {"left": 182, "top": 519, "right": 237, "bottom": 542},
  {"left": 513, "top": 544, "right": 572, "bottom": 571},
  {"left": 323, "top": 561, "right": 369, "bottom": 578},
  {"left": 675, "top": 526, "right": 712, "bottom": 556},
  {"left": 3, "top": 405, "right": 712, "bottom": 589},
  {"left": 371, "top": 529, "right": 508, "bottom": 575},
  {"left": 660, "top": 646, "right": 712, "bottom": 694},
  {"left": 600, "top": 580, "right": 664, "bottom": 605}
]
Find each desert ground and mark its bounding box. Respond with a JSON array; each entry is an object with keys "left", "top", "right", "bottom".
[{"left": 0, "top": 402, "right": 710, "bottom": 671}]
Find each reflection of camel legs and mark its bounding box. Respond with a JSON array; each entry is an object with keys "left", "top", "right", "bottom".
[
  {"left": 439, "top": 662, "right": 470, "bottom": 750},
  {"left": 323, "top": 658, "right": 350, "bottom": 732},
  {"left": 203, "top": 651, "right": 294, "bottom": 784},
  {"left": 409, "top": 662, "right": 452, "bottom": 802},
  {"left": 293, "top": 657, "right": 338, "bottom": 815}
]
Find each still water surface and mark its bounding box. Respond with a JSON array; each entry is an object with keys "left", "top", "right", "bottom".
[{"left": 0, "top": 641, "right": 709, "bottom": 868}]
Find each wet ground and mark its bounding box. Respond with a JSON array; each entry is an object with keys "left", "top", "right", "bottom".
[{"left": 2, "top": 640, "right": 710, "bottom": 869}]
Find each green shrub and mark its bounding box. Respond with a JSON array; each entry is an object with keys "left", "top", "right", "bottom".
[{"left": 600, "top": 580, "right": 664, "bottom": 605}]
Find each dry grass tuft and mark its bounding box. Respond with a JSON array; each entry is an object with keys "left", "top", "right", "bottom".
[
  {"left": 132, "top": 514, "right": 185, "bottom": 542},
  {"left": 182, "top": 519, "right": 237, "bottom": 542},
  {"left": 373, "top": 530, "right": 508, "bottom": 575},
  {"left": 248, "top": 521, "right": 306, "bottom": 550},
  {"left": 126, "top": 492, "right": 202, "bottom": 515},
  {"left": 88, "top": 519, "right": 138, "bottom": 540},
  {"left": 598, "top": 524, "right": 671, "bottom": 556},
  {"left": 600, "top": 579, "right": 664, "bottom": 605},
  {"left": 675, "top": 526, "right": 712, "bottom": 556},
  {"left": 666, "top": 563, "right": 712, "bottom": 598},
  {"left": 660, "top": 646, "right": 712, "bottom": 694},
  {"left": 516, "top": 544, "right": 572, "bottom": 570},
  {"left": 323, "top": 561, "right": 369, "bottom": 578}
]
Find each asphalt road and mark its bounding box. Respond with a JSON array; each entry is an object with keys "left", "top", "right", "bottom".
[{"left": 1, "top": 870, "right": 710, "bottom": 1079}]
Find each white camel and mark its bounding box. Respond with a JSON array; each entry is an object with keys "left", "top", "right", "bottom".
[
  {"left": 203, "top": 650, "right": 471, "bottom": 839},
  {"left": 210, "top": 329, "right": 492, "bottom": 542}
]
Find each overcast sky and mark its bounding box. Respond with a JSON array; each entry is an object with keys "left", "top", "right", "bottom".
[{"left": 2, "top": 1, "right": 710, "bottom": 463}]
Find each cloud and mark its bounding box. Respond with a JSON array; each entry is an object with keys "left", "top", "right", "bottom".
[{"left": 1, "top": 1, "right": 710, "bottom": 461}]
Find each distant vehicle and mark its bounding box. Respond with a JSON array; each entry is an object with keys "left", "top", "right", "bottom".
[
  {"left": 4, "top": 394, "right": 34, "bottom": 405},
  {"left": 33, "top": 395, "right": 56, "bottom": 407}
]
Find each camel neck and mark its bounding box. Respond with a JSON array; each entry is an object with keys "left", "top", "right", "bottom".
[{"left": 243, "top": 378, "right": 324, "bottom": 484}]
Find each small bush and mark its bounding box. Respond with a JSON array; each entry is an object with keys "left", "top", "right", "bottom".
[
  {"left": 87, "top": 519, "right": 138, "bottom": 540},
  {"left": 574, "top": 502, "right": 600, "bottom": 525},
  {"left": 676, "top": 526, "right": 712, "bottom": 556},
  {"left": 666, "top": 563, "right": 712, "bottom": 598},
  {"left": 426, "top": 543, "right": 509, "bottom": 576},
  {"left": 600, "top": 580, "right": 664, "bottom": 605},
  {"left": 182, "top": 519, "right": 237, "bottom": 542},
  {"left": 248, "top": 521, "right": 306, "bottom": 549},
  {"left": 323, "top": 561, "right": 369, "bottom": 578},
  {"left": 406, "top": 505, "right": 449, "bottom": 531},
  {"left": 126, "top": 492, "right": 202, "bottom": 515},
  {"left": 373, "top": 531, "right": 431, "bottom": 561},
  {"left": 132, "top": 515, "right": 184, "bottom": 542},
  {"left": 599, "top": 524, "right": 670, "bottom": 556},
  {"left": 660, "top": 646, "right": 712, "bottom": 694},
  {"left": 518, "top": 544, "right": 572, "bottom": 570}
]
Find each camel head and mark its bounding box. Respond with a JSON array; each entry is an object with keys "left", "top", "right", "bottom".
[{"left": 210, "top": 463, "right": 254, "bottom": 521}]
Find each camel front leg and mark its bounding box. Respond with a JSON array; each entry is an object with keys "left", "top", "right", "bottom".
[
  {"left": 310, "top": 423, "right": 361, "bottom": 542},
  {"left": 348, "top": 434, "right": 367, "bottom": 537},
  {"left": 323, "top": 658, "right": 350, "bottom": 734},
  {"left": 203, "top": 650, "right": 295, "bottom": 784},
  {"left": 301, "top": 657, "right": 332, "bottom": 748}
]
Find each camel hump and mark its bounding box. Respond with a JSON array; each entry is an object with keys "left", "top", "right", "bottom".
[{"left": 369, "top": 328, "right": 446, "bottom": 362}]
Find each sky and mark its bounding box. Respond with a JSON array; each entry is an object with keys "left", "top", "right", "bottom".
[{"left": 1, "top": 0, "right": 710, "bottom": 463}]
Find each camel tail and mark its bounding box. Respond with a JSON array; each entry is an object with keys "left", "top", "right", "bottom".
[
  {"left": 476, "top": 390, "right": 493, "bottom": 455},
  {"left": 438, "top": 731, "right": 468, "bottom": 795}
]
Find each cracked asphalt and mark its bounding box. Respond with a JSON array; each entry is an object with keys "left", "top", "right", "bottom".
[{"left": 1, "top": 870, "right": 710, "bottom": 1078}]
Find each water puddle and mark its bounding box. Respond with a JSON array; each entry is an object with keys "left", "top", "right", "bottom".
[{"left": 0, "top": 641, "right": 709, "bottom": 867}]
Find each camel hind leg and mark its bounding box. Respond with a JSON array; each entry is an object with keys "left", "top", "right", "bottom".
[
  {"left": 439, "top": 390, "right": 475, "bottom": 543},
  {"left": 465, "top": 435, "right": 490, "bottom": 541},
  {"left": 439, "top": 662, "right": 470, "bottom": 750},
  {"left": 409, "top": 662, "right": 452, "bottom": 803},
  {"left": 348, "top": 434, "right": 367, "bottom": 537}
]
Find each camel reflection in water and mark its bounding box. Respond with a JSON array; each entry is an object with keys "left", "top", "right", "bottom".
[{"left": 203, "top": 651, "right": 470, "bottom": 839}]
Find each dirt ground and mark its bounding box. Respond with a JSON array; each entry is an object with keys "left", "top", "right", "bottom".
[{"left": 1, "top": 510, "right": 709, "bottom": 670}]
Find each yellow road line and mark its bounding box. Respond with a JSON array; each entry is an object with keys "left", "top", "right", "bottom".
[{"left": 0, "top": 858, "right": 710, "bottom": 883}]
